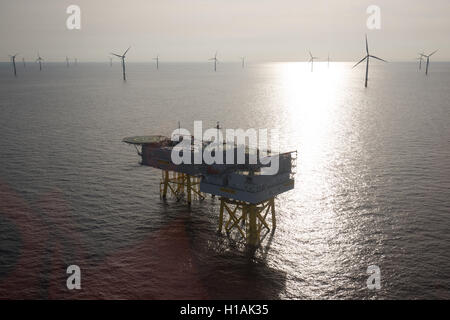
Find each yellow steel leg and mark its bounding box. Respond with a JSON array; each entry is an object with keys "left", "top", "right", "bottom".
[
  {"left": 270, "top": 198, "right": 276, "bottom": 229},
  {"left": 187, "top": 175, "right": 192, "bottom": 205},
  {"left": 248, "top": 204, "right": 258, "bottom": 246},
  {"left": 218, "top": 198, "right": 224, "bottom": 232},
  {"left": 162, "top": 170, "right": 169, "bottom": 199},
  {"left": 217, "top": 198, "right": 277, "bottom": 246}
]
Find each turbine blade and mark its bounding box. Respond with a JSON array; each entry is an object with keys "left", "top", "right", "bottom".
[
  {"left": 111, "top": 53, "right": 122, "bottom": 58},
  {"left": 353, "top": 56, "right": 367, "bottom": 68},
  {"left": 123, "top": 46, "right": 131, "bottom": 56},
  {"left": 370, "top": 55, "right": 388, "bottom": 63},
  {"left": 429, "top": 50, "right": 438, "bottom": 57}
]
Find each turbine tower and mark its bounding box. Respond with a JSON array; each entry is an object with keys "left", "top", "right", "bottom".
[
  {"left": 110, "top": 57, "right": 113, "bottom": 67},
  {"left": 22, "top": 57, "right": 26, "bottom": 68},
  {"left": 423, "top": 50, "right": 438, "bottom": 76},
  {"left": 111, "top": 46, "right": 131, "bottom": 81},
  {"left": 66, "top": 56, "right": 70, "bottom": 68},
  {"left": 153, "top": 55, "right": 159, "bottom": 70},
  {"left": 209, "top": 51, "right": 218, "bottom": 72},
  {"left": 9, "top": 54, "right": 18, "bottom": 77},
  {"left": 353, "top": 35, "right": 387, "bottom": 88},
  {"left": 327, "top": 53, "right": 331, "bottom": 68},
  {"left": 309, "top": 51, "right": 318, "bottom": 72},
  {"left": 241, "top": 57, "right": 245, "bottom": 69},
  {"left": 36, "top": 53, "right": 44, "bottom": 71}
]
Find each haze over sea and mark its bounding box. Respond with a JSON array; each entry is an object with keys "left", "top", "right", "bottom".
[{"left": 0, "top": 61, "right": 449, "bottom": 299}]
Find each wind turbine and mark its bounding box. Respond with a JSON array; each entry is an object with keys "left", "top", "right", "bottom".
[
  {"left": 153, "top": 55, "right": 159, "bottom": 70},
  {"left": 9, "top": 54, "right": 18, "bottom": 77},
  {"left": 36, "top": 53, "right": 44, "bottom": 71},
  {"left": 309, "top": 51, "right": 318, "bottom": 72},
  {"left": 327, "top": 53, "right": 331, "bottom": 68},
  {"left": 209, "top": 51, "right": 218, "bottom": 72},
  {"left": 66, "top": 56, "right": 70, "bottom": 68},
  {"left": 417, "top": 53, "right": 425, "bottom": 70},
  {"left": 22, "top": 57, "right": 26, "bottom": 68},
  {"left": 109, "top": 57, "right": 113, "bottom": 67},
  {"left": 111, "top": 46, "right": 131, "bottom": 81},
  {"left": 423, "top": 50, "right": 438, "bottom": 76},
  {"left": 353, "top": 35, "right": 387, "bottom": 88},
  {"left": 241, "top": 57, "right": 245, "bottom": 69}
]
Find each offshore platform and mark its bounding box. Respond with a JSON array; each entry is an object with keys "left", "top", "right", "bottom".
[{"left": 123, "top": 132, "right": 296, "bottom": 247}]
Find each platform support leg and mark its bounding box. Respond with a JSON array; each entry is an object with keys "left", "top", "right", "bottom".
[
  {"left": 187, "top": 175, "right": 192, "bottom": 205},
  {"left": 162, "top": 170, "right": 169, "bottom": 199},
  {"left": 270, "top": 198, "right": 276, "bottom": 230},
  {"left": 247, "top": 205, "right": 258, "bottom": 246},
  {"left": 218, "top": 198, "right": 224, "bottom": 232}
]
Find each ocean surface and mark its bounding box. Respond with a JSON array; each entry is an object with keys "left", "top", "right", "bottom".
[{"left": 0, "top": 61, "right": 449, "bottom": 299}]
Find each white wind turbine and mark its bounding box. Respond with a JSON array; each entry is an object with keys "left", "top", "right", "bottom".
[
  {"left": 309, "top": 51, "right": 318, "bottom": 72},
  {"left": 153, "top": 55, "right": 159, "bottom": 70},
  {"left": 209, "top": 51, "right": 219, "bottom": 72},
  {"left": 353, "top": 35, "right": 387, "bottom": 87},
  {"left": 417, "top": 53, "right": 425, "bottom": 71},
  {"left": 423, "top": 50, "right": 438, "bottom": 76},
  {"left": 36, "top": 52, "right": 44, "bottom": 71},
  {"left": 111, "top": 46, "right": 131, "bottom": 81},
  {"left": 9, "top": 53, "right": 19, "bottom": 77}
]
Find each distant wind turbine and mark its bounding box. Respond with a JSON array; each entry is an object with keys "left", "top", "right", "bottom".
[
  {"left": 153, "top": 55, "right": 159, "bottom": 70},
  {"left": 109, "top": 57, "right": 113, "bottom": 67},
  {"left": 241, "top": 57, "right": 245, "bottom": 69},
  {"left": 423, "top": 50, "right": 438, "bottom": 76},
  {"left": 209, "top": 51, "right": 218, "bottom": 72},
  {"left": 66, "top": 56, "right": 70, "bottom": 68},
  {"left": 417, "top": 53, "right": 425, "bottom": 70},
  {"left": 353, "top": 35, "right": 387, "bottom": 87},
  {"left": 36, "top": 53, "right": 44, "bottom": 71},
  {"left": 22, "top": 57, "right": 26, "bottom": 68},
  {"left": 309, "top": 51, "right": 318, "bottom": 72},
  {"left": 327, "top": 53, "right": 331, "bottom": 68},
  {"left": 9, "top": 54, "right": 18, "bottom": 77},
  {"left": 111, "top": 46, "right": 131, "bottom": 81}
]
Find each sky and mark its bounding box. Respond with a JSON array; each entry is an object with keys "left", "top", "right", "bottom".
[{"left": 0, "top": 0, "right": 449, "bottom": 62}]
